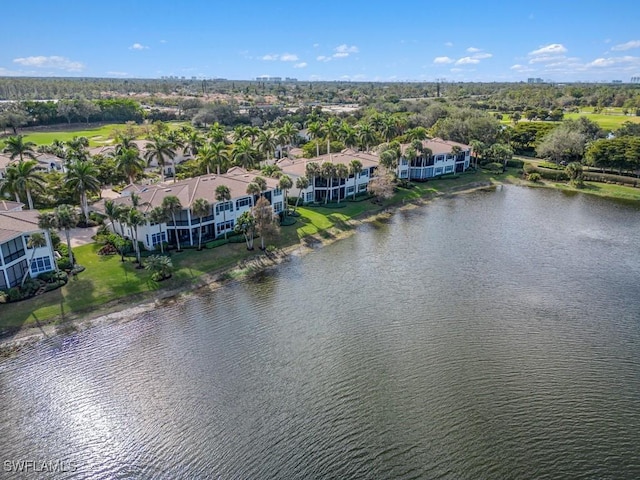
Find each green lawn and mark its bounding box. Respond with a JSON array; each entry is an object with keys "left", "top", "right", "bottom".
[
  {"left": 2, "top": 165, "right": 635, "bottom": 332},
  {"left": 18, "top": 124, "right": 125, "bottom": 147},
  {"left": 563, "top": 112, "right": 640, "bottom": 131}
]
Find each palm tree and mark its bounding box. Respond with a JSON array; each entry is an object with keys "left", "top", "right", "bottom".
[
  {"left": 144, "top": 136, "right": 175, "bottom": 183},
  {"left": 162, "top": 195, "right": 183, "bottom": 251},
  {"left": 321, "top": 162, "right": 336, "bottom": 204},
  {"left": 406, "top": 127, "right": 428, "bottom": 142},
  {"left": 145, "top": 254, "right": 174, "bottom": 281},
  {"left": 278, "top": 121, "right": 298, "bottom": 158},
  {"left": 246, "top": 182, "right": 262, "bottom": 203},
  {"left": 357, "top": 122, "right": 377, "bottom": 152},
  {"left": 294, "top": 176, "right": 309, "bottom": 208},
  {"left": 380, "top": 115, "right": 398, "bottom": 142},
  {"left": 114, "top": 147, "right": 146, "bottom": 184},
  {"left": 254, "top": 176, "right": 267, "bottom": 196},
  {"left": 123, "top": 207, "right": 144, "bottom": 266},
  {"left": 349, "top": 159, "right": 363, "bottom": 200},
  {"left": 167, "top": 131, "right": 185, "bottom": 181},
  {"left": 234, "top": 211, "right": 256, "bottom": 250},
  {"left": 256, "top": 129, "right": 278, "bottom": 161},
  {"left": 65, "top": 160, "right": 101, "bottom": 224},
  {"left": 339, "top": 122, "right": 358, "bottom": 150},
  {"left": 21, "top": 232, "right": 47, "bottom": 287},
  {"left": 278, "top": 174, "right": 293, "bottom": 217},
  {"left": 307, "top": 121, "right": 324, "bottom": 157},
  {"left": 3, "top": 135, "right": 37, "bottom": 163},
  {"left": 3, "top": 160, "right": 45, "bottom": 210},
  {"left": 210, "top": 141, "right": 229, "bottom": 175},
  {"left": 209, "top": 122, "right": 226, "bottom": 143},
  {"left": 148, "top": 206, "right": 169, "bottom": 253},
  {"left": 215, "top": 185, "right": 231, "bottom": 239},
  {"left": 470, "top": 140, "right": 486, "bottom": 170},
  {"left": 54, "top": 204, "right": 79, "bottom": 268},
  {"left": 305, "top": 162, "right": 320, "bottom": 202},
  {"left": 323, "top": 118, "right": 340, "bottom": 161},
  {"left": 191, "top": 198, "right": 210, "bottom": 249},
  {"left": 65, "top": 136, "right": 90, "bottom": 163},
  {"left": 113, "top": 134, "right": 138, "bottom": 156},
  {"left": 183, "top": 130, "right": 204, "bottom": 158},
  {"left": 334, "top": 164, "right": 348, "bottom": 203},
  {"left": 232, "top": 139, "right": 257, "bottom": 169},
  {"left": 37, "top": 212, "right": 59, "bottom": 274}
]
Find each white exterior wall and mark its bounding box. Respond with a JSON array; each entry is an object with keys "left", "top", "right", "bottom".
[{"left": 0, "top": 230, "right": 55, "bottom": 289}]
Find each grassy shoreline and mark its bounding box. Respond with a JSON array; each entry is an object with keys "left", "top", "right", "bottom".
[{"left": 1, "top": 166, "right": 638, "bottom": 353}]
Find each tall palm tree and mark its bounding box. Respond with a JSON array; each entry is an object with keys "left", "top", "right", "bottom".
[
  {"left": 323, "top": 118, "right": 340, "bottom": 161},
  {"left": 209, "top": 141, "right": 230, "bottom": 175},
  {"left": 124, "top": 207, "right": 144, "bottom": 266},
  {"left": 339, "top": 122, "right": 358, "bottom": 150},
  {"left": 232, "top": 139, "right": 257, "bottom": 170},
  {"left": 357, "top": 122, "right": 377, "bottom": 152},
  {"left": 349, "top": 159, "right": 363, "bottom": 200},
  {"left": 191, "top": 198, "right": 211, "bottom": 249},
  {"left": 246, "top": 182, "right": 261, "bottom": 203},
  {"left": 278, "top": 121, "right": 298, "bottom": 158},
  {"left": 183, "top": 130, "right": 204, "bottom": 158},
  {"left": 253, "top": 176, "right": 267, "bottom": 196},
  {"left": 215, "top": 185, "right": 232, "bottom": 239},
  {"left": 406, "top": 127, "right": 428, "bottom": 142},
  {"left": 37, "top": 212, "right": 59, "bottom": 274},
  {"left": 114, "top": 147, "right": 146, "bottom": 184},
  {"left": 55, "top": 204, "right": 79, "bottom": 268},
  {"left": 307, "top": 121, "right": 324, "bottom": 157},
  {"left": 65, "top": 136, "right": 90, "bottom": 162},
  {"left": 334, "top": 164, "right": 348, "bottom": 203},
  {"left": 233, "top": 125, "right": 250, "bottom": 142},
  {"left": 21, "top": 232, "right": 47, "bottom": 287},
  {"left": 380, "top": 114, "right": 399, "bottom": 143},
  {"left": 65, "top": 160, "right": 101, "bottom": 223},
  {"left": 278, "top": 174, "right": 292, "bottom": 217},
  {"left": 113, "top": 134, "right": 139, "bottom": 156},
  {"left": 167, "top": 131, "right": 185, "bottom": 182},
  {"left": 3, "top": 135, "right": 37, "bottom": 163},
  {"left": 321, "top": 162, "right": 336, "bottom": 204},
  {"left": 3, "top": 160, "right": 45, "bottom": 210},
  {"left": 148, "top": 206, "right": 169, "bottom": 253},
  {"left": 161, "top": 195, "right": 183, "bottom": 251},
  {"left": 294, "top": 176, "right": 309, "bottom": 208},
  {"left": 256, "top": 129, "right": 278, "bottom": 161},
  {"left": 144, "top": 136, "right": 175, "bottom": 183},
  {"left": 305, "top": 162, "right": 320, "bottom": 202}
]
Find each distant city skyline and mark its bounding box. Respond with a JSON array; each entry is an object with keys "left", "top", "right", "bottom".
[{"left": 2, "top": 0, "right": 640, "bottom": 83}]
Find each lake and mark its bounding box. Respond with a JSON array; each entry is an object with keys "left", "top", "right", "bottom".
[{"left": 1, "top": 186, "right": 639, "bottom": 479}]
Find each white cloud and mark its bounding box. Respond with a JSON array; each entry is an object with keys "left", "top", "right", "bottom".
[
  {"left": 317, "top": 55, "right": 331, "bottom": 62},
  {"left": 466, "top": 47, "right": 481, "bottom": 53},
  {"left": 261, "top": 53, "right": 299, "bottom": 61},
  {"left": 473, "top": 52, "right": 493, "bottom": 59},
  {"left": 313, "top": 43, "right": 320, "bottom": 48},
  {"left": 335, "top": 44, "right": 359, "bottom": 54},
  {"left": 456, "top": 57, "right": 480, "bottom": 65},
  {"left": 444, "top": 42, "right": 453, "bottom": 47},
  {"left": 586, "top": 56, "right": 640, "bottom": 68},
  {"left": 160, "top": 39, "right": 167, "bottom": 44},
  {"left": 129, "top": 43, "right": 149, "bottom": 50},
  {"left": 293, "top": 62, "right": 307, "bottom": 68},
  {"left": 13, "top": 55, "right": 84, "bottom": 72},
  {"left": 333, "top": 52, "right": 349, "bottom": 58},
  {"left": 611, "top": 40, "right": 640, "bottom": 51},
  {"left": 529, "top": 43, "right": 567, "bottom": 56},
  {"left": 433, "top": 56, "right": 454, "bottom": 64},
  {"left": 279, "top": 53, "right": 299, "bottom": 62}
]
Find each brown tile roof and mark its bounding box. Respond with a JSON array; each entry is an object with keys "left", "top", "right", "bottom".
[
  {"left": 107, "top": 168, "right": 279, "bottom": 213},
  {"left": 0, "top": 210, "right": 41, "bottom": 242},
  {"left": 0, "top": 200, "right": 24, "bottom": 212},
  {"left": 401, "top": 138, "right": 470, "bottom": 156},
  {"left": 277, "top": 149, "right": 380, "bottom": 177}
]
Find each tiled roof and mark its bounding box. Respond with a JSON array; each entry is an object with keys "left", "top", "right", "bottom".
[
  {"left": 401, "top": 138, "right": 470, "bottom": 156},
  {"left": 0, "top": 200, "right": 24, "bottom": 212},
  {"left": 0, "top": 210, "right": 41, "bottom": 242},
  {"left": 277, "top": 149, "right": 380, "bottom": 178}
]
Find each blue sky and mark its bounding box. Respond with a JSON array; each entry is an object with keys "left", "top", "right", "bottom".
[{"left": 2, "top": 0, "right": 640, "bottom": 82}]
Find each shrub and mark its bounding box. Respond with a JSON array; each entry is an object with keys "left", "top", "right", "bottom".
[
  {"left": 56, "top": 243, "right": 69, "bottom": 258},
  {"left": 50, "top": 231, "right": 61, "bottom": 248},
  {"left": 506, "top": 159, "right": 524, "bottom": 168},
  {"left": 482, "top": 162, "right": 504, "bottom": 172},
  {"left": 8, "top": 287, "right": 22, "bottom": 302},
  {"left": 57, "top": 257, "right": 72, "bottom": 271},
  {"left": 0, "top": 291, "right": 7, "bottom": 304},
  {"left": 528, "top": 172, "right": 542, "bottom": 183}
]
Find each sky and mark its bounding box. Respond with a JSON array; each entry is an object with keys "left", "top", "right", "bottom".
[{"left": 2, "top": 0, "right": 640, "bottom": 83}]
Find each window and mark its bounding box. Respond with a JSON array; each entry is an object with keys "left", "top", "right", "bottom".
[
  {"left": 358, "top": 183, "right": 368, "bottom": 192},
  {"left": 236, "top": 197, "right": 252, "bottom": 210},
  {"left": 151, "top": 232, "right": 167, "bottom": 246},
  {"left": 5, "top": 260, "right": 28, "bottom": 288},
  {"left": 435, "top": 167, "right": 443, "bottom": 175},
  {"left": 273, "top": 188, "right": 282, "bottom": 196},
  {"left": 399, "top": 170, "right": 408, "bottom": 179},
  {"left": 30, "top": 256, "right": 52, "bottom": 275},
  {"left": 216, "top": 220, "right": 234, "bottom": 235},
  {"left": 436, "top": 155, "right": 444, "bottom": 162},
  {"left": 445, "top": 165, "right": 454, "bottom": 173},
  {"left": 215, "top": 201, "right": 233, "bottom": 215},
  {"left": 347, "top": 186, "right": 355, "bottom": 194},
  {"left": 306, "top": 192, "right": 314, "bottom": 202},
  {"left": 1, "top": 238, "right": 25, "bottom": 264},
  {"left": 273, "top": 202, "right": 283, "bottom": 213},
  {"left": 359, "top": 170, "right": 369, "bottom": 178},
  {"left": 400, "top": 158, "right": 408, "bottom": 165}
]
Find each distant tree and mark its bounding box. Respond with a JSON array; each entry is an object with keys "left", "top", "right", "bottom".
[
  {"left": 144, "top": 136, "right": 175, "bottom": 183},
  {"left": 256, "top": 129, "right": 278, "bottom": 160},
  {"left": 114, "top": 147, "right": 146, "bottom": 184},
  {"left": 357, "top": 122, "right": 377, "bottom": 152},
  {"left": 57, "top": 99, "right": 77, "bottom": 124},
  {"left": 232, "top": 139, "right": 257, "bottom": 169}
]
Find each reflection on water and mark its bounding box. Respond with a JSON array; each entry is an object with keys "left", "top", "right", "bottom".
[{"left": 1, "top": 186, "right": 640, "bottom": 479}]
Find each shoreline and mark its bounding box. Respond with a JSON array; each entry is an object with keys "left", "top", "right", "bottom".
[{"left": 0, "top": 175, "right": 631, "bottom": 357}]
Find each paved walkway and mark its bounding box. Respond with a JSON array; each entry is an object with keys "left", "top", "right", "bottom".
[{"left": 68, "top": 226, "right": 99, "bottom": 247}]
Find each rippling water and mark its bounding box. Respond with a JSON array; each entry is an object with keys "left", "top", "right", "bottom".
[{"left": 1, "top": 186, "right": 640, "bottom": 479}]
